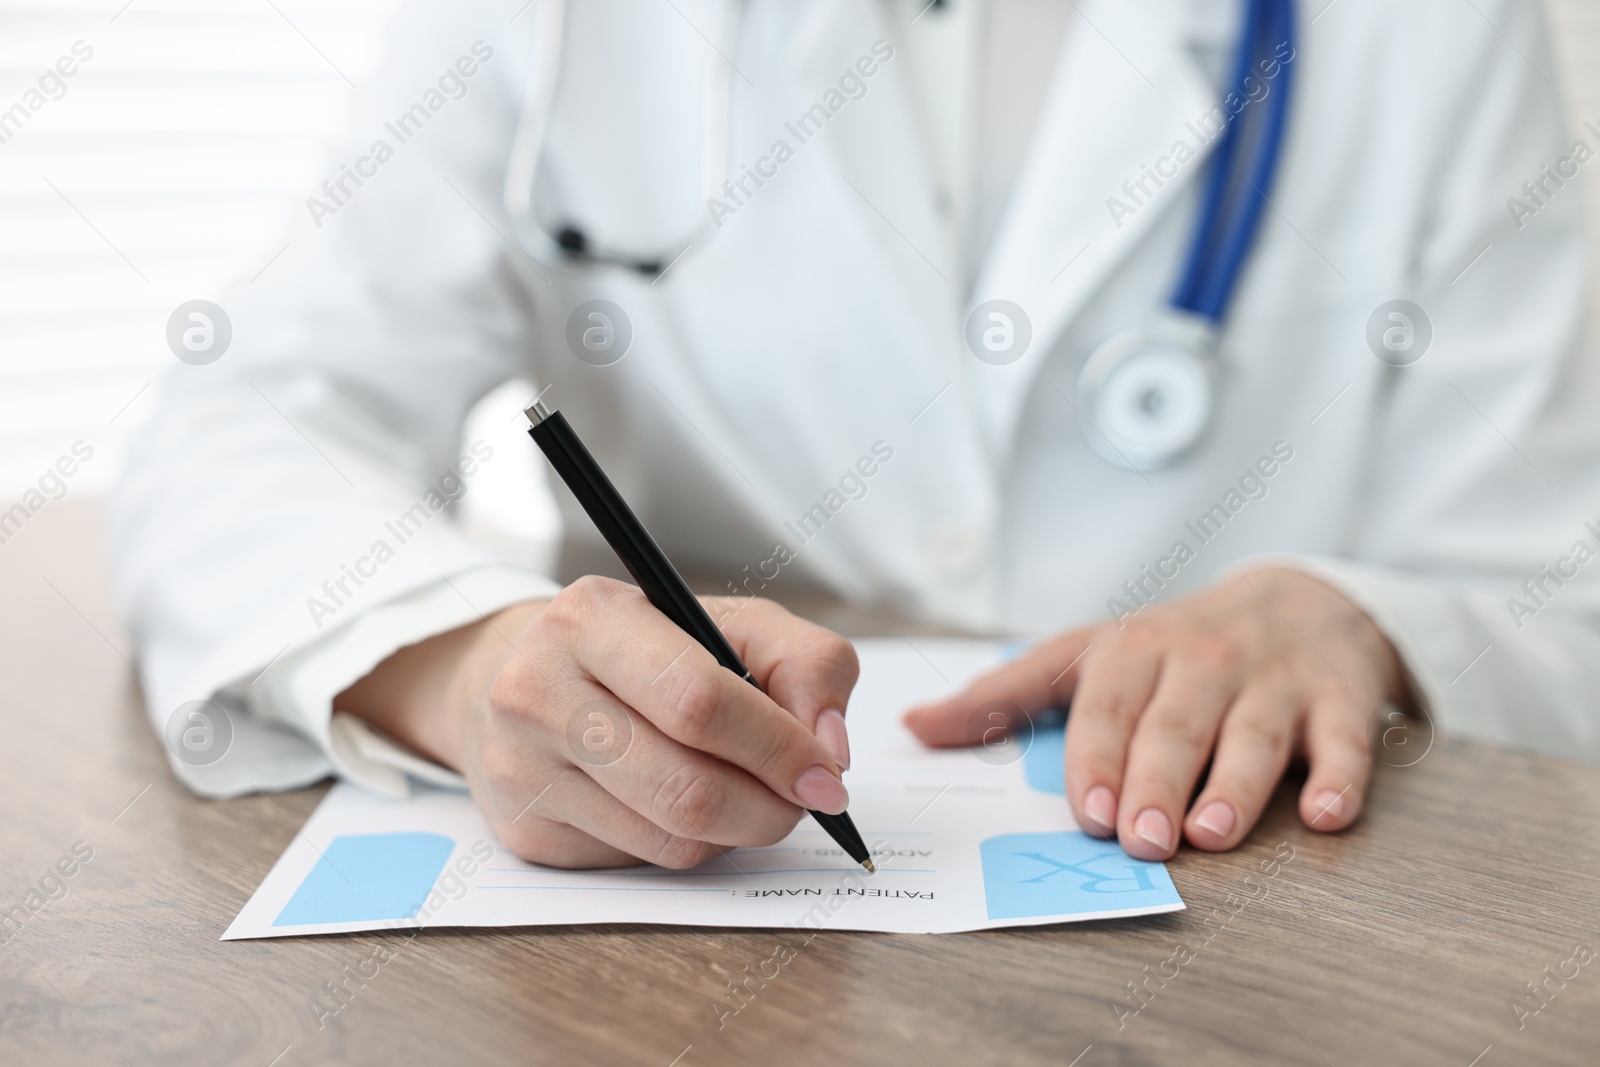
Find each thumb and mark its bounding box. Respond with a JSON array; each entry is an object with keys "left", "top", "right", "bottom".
[{"left": 902, "top": 631, "right": 1093, "bottom": 748}]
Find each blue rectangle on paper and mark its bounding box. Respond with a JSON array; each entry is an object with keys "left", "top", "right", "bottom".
[
  {"left": 980, "top": 832, "right": 1180, "bottom": 920},
  {"left": 273, "top": 832, "right": 455, "bottom": 926},
  {"left": 1022, "top": 723, "right": 1065, "bottom": 795}
]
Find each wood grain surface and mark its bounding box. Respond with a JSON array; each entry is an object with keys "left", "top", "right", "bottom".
[{"left": 2, "top": 502, "right": 1597, "bottom": 1067}]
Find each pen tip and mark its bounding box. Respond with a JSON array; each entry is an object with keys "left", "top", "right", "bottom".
[{"left": 862, "top": 859, "right": 875, "bottom": 873}]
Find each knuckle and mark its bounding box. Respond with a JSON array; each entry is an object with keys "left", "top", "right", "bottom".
[
  {"left": 1314, "top": 693, "right": 1375, "bottom": 758},
  {"left": 1228, "top": 716, "right": 1292, "bottom": 767},
  {"left": 1107, "top": 625, "right": 1151, "bottom": 654},
  {"left": 1252, "top": 662, "right": 1297, "bottom": 693},
  {"left": 740, "top": 595, "right": 781, "bottom": 619},
  {"left": 1076, "top": 689, "right": 1138, "bottom": 729},
  {"left": 479, "top": 746, "right": 528, "bottom": 796},
  {"left": 662, "top": 670, "right": 724, "bottom": 746},
  {"left": 652, "top": 764, "right": 726, "bottom": 835},
  {"left": 1145, "top": 705, "right": 1210, "bottom": 751},
  {"left": 816, "top": 631, "right": 861, "bottom": 682},
  {"left": 565, "top": 573, "right": 613, "bottom": 602},
  {"left": 1065, "top": 747, "right": 1121, "bottom": 789},
  {"left": 651, "top": 834, "right": 717, "bottom": 871},
  {"left": 715, "top": 595, "right": 778, "bottom": 632},
  {"left": 744, "top": 727, "right": 794, "bottom": 784},
  {"left": 546, "top": 575, "right": 624, "bottom": 630},
  {"left": 486, "top": 663, "right": 539, "bottom": 722},
  {"left": 499, "top": 821, "right": 566, "bottom": 867},
  {"left": 1339, "top": 727, "right": 1374, "bottom": 762},
  {"left": 541, "top": 588, "right": 585, "bottom": 635},
  {"left": 1312, "top": 680, "right": 1359, "bottom": 709},
  {"left": 1191, "top": 636, "right": 1243, "bottom": 673},
  {"left": 1118, "top": 775, "right": 1182, "bottom": 813},
  {"left": 485, "top": 676, "right": 520, "bottom": 722},
  {"left": 1232, "top": 714, "right": 1292, "bottom": 757}
]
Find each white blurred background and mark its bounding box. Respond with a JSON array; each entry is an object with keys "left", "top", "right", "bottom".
[
  {"left": 1, "top": 0, "right": 1598, "bottom": 546},
  {"left": 0, "top": 0, "right": 558, "bottom": 565}
]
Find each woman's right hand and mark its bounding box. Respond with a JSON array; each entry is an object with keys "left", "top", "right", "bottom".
[{"left": 336, "top": 576, "right": 859, "bottom": 869}]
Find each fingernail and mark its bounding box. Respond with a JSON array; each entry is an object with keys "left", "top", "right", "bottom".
[
  {"left": 1133, "top": 808, "right": 1173, "bottom": 852},
  {"left": 816, "top": 708, "right": 851, "bottom": 770},
  {"left": 1084, "top": 786, "right": 1116, "bottom": 832},
  {"left": 1194, "top": 800, "right": 1237, "bottom": 839},
  {"left": 1311, "top": 788, "right": 1344, "bottom": 824},
  {"left": 794, "top": 764, "right": 849, "bottom": 814}
]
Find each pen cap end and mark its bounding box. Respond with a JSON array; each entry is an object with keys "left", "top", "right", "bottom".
[{"left": 524, "top": 400, "right": 553, "bottom": 426}]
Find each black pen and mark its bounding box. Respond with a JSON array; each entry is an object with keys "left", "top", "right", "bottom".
[{"left": 524, "top": 400, "right": 874, "bottom": 873}]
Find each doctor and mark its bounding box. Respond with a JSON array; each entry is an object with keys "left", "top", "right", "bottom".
[{"left": 112, "top": 0, "right": 1600, "bottom": 870}]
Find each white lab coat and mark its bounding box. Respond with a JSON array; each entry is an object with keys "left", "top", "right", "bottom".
[{"left": 110, "top": 0, "right": 1600, "bottom": 799}]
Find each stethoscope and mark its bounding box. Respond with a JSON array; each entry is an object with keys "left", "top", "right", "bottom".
[
  {"left": 503, "top": 0, "right": 1295, "bottom": 472},
  {"left": 501, "top": 0, "right": 740, "bottom": 276},
  {"left": 1077, "top": 0, "right": 1295, "bottom": 470}
]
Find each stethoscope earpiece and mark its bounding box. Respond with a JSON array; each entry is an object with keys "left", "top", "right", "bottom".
[
  {"left": 554, "top": 223, "right": 663, "bottom": 277},
  {"left": 504, "top": 0, "right": 736, "bottom": 278},
  {"left": 555, "top": 226, "right": 587, "bottom": 254}
]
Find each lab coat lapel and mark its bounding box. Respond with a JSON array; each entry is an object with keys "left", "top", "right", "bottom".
[
  {"left": 782, "top": 0, "right": 963, "bottom": 310},
  {"left": 968, "top": 0, "right": 1220, "bottom": 453}
]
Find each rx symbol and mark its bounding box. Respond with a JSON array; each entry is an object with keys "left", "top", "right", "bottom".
[{"left": 1013, "top": 850, "right": 1157, "bottom": 892}]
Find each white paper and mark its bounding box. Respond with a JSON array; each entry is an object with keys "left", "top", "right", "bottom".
[{"left": 224, "top": 639, "right": 1183, "bottom": 939}]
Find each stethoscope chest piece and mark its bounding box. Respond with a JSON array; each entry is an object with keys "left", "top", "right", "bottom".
[
  {"left": 1067, "top": 0, "right": 1294, "bottom": 472},
  {"left": 1076, "top": 313, "right": 1219, "bottom": 472}
]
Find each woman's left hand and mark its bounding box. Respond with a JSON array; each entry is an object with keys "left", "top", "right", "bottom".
[{"left": 902, "top": 567, "right": 1409, "bottom": 860}]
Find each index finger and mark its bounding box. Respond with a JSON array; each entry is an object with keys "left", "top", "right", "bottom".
[
  {"left": 902, "top": 629, "right": 1095, "bottom": 747},
  {"left": 709, "top": 596, "right": 861, "bottom": 730},
  {"left": 558, "top": 581, "right": 850, "bottom": 815}
]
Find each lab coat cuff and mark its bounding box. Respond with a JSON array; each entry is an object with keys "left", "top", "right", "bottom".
[
  {"left": 249, "top": 563, "right": 562, "bottom": 799},
  {"left": 1222, "top": 554, "right": 1456, "bottom": 722}
]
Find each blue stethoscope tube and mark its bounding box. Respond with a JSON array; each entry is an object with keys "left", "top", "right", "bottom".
[
  {"left": 1172, "top": 0, "right": 1296, "bottom": 322},
  {"left": 1074, "top": 0, "right": 1295, "bottom": 472}
]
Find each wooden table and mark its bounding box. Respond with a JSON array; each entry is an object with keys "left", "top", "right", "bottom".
[{"left": 3, "top": 501, "right": 1597, "bottom": 1066}]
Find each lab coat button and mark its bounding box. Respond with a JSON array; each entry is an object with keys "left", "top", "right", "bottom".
[{"left": 925, "top": 522, "right": 984, "bottom": 578}]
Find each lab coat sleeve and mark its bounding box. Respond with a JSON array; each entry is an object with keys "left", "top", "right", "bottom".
[
  {"left": 1263, "top": 0, "right": 1600, "bottom": 758},
  {"left": 107, "top": 0, "right": 558, "bottom": 797},
  {"left": 247, "top": 565, "right": 560, "bottom": 799}
]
